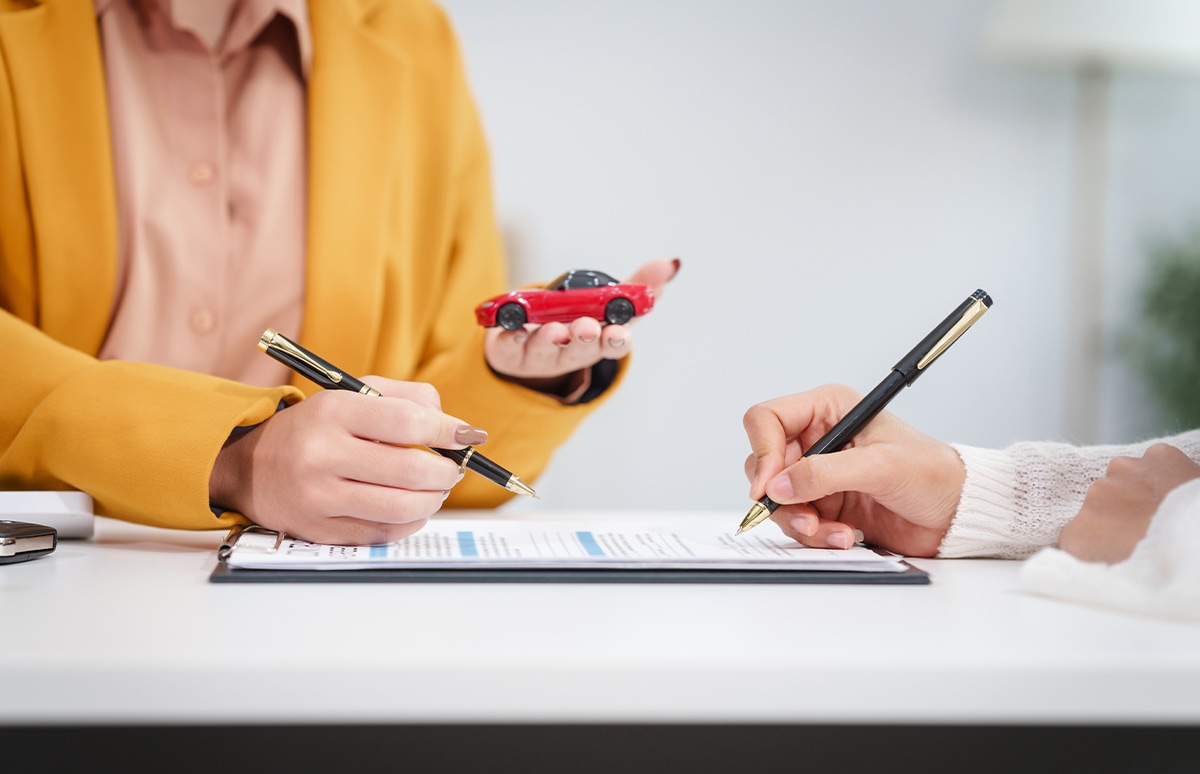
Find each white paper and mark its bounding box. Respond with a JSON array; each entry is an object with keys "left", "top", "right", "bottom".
[{"left": 223, "top": 517, "right": 909, "bottom": 573}]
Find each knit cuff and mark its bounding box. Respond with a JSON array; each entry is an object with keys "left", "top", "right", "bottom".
[{"left": 939, "top": 444, "right": 1039, "bottom": 559}]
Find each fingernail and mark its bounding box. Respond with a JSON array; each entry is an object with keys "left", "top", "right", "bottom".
[
  {"left": 766, "top": 472, "right": 794, "bottom": 502},
  {"left": 580, "top": 334, "right": 597, "bottom": 343},
  {"left": 442, "top": 489, "right": 451, "bottom": 501},
  {"left": 789, "top": 515, "right": 816, "bottom": 537},
  {"left": 670, "top": 257, "right": 682, "bottom": 278},
  {"left": 609, "top": 338, "right": 625, "bottom": 348},
  {"left": 455, "top": 425, "right": 488, "bottom": 445},
  {"left": 456, "top": 468, "right": 466, "bottom": 481},
  {"left": 828, "top": 531, "right": 851, "bottom": 549},
  {"left": 854, "top": 529, "right": 865, "bottom": 544},
  {"left": 514, "top": 331, "right": 527, "bottom": 344}
]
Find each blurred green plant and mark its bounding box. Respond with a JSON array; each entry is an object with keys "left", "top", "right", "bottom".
[{"left": 1120, "top": 230, "right": 1200, "bottom": 432}]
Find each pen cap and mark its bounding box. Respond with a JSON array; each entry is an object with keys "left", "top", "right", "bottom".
[
  {"left": 892, "top": 289, "right": 992, "bottom": 383},
  {"left": 258, "top": 329, "right": 380, "bottom": 395}
]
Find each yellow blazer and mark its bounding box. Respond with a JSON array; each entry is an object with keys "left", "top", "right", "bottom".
[{"left": 0, "top": 0, "right": 621, "bottom": 529}]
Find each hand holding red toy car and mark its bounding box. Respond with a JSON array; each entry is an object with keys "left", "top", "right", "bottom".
[
  {"left": 475, "top": 269, "right": 655, "bottom": 330},
  {"left": 477, "top": 258, "right": 679, "bottom": 400}
]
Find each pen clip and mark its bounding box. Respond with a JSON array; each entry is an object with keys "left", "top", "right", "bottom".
[
  {"left": 916, "top": 296, "right": 989, "bottom": 370},
  {"left": 258, "top": 329, "right": 348, "bottom": 386}
]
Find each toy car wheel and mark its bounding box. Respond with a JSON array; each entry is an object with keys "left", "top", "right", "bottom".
[
  {"left": 496, "top": 302, "right": 528, "bottom": 331},
  {"left": 605, "top": 297, "right": 635, "bottom": 325}
]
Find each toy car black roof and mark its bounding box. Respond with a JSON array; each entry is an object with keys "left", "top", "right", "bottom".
[{"left": 546, "top": 269, "right": 620, "bottom": 291}]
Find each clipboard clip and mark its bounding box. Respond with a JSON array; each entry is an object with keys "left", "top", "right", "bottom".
[{"left": 217, "top": 524, "right": 285, "bottom": 561}]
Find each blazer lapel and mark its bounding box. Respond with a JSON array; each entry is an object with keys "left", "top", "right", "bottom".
[
  {"left": 0, "top": 0, "right": 116, "bottom": 354},
  {"left": 301, "top": 0, "right": 405, "bottom": 378}
]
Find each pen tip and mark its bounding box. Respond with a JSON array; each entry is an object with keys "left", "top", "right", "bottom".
[
  {"left": 734, "top": 528, "right": 743, "bottom": 537},
  {"left": 507, "top": 477, "right": 538, "bottom": 498}
]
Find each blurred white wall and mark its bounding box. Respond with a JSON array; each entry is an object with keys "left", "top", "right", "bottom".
[{"left": 436, "top": 0, "right": 1200, "bottom": 512}]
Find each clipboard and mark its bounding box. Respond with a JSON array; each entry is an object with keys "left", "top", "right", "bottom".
[
  {"left": 210, "top": 562, "right": 930, "bottom": 584},
  {"left": 209, "top": 519, "right": 931, "bottom": 585}
]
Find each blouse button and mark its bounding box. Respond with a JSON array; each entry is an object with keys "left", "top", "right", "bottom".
[
  {"left": 188, "top": 162, "right": 215, "bottom": 187},
  {"left": 189, "top": 308, "right": 215, "bottom": 334}
]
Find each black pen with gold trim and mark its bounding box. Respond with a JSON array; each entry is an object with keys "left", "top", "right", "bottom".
[
  {"left": 257, "top": 328, "right": 537, "bottom": 498},
  {"left": 736, "top": 289, "right": 993, "bottom": 536}
]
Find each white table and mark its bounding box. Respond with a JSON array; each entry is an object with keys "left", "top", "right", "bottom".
[{"left": 4, "top": 511, "right": 1199, "bottom": 769}]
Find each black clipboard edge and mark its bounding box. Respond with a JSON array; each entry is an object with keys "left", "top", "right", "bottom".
[{"left": 209, "top": 561, "right": 930, "bottom": 584}]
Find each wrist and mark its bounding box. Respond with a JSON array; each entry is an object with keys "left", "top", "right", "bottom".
[
  {"left": 209, "top": 428, "right": 257, "bottom": 515},
  {"left": 493, "top": 368, "right": 591, "bottom": 404}
]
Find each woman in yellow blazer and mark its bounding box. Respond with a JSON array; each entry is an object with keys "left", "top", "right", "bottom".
[{"left": 0, "top": 0, "right": 672, "bottom": 543}]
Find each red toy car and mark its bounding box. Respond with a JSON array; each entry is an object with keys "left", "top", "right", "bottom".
[{"left": 475, "top": 269, "right": 655, "bottom": 331}]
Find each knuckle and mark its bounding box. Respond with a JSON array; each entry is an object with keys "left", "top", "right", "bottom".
[
  {"left": 412, "top": 382, "right": 442, "bottom": 410},
  {"left": 1105, "top": 454, "right": 1136, "bottom": 476},
  {"left": 309, "top": 393, "right": 361, "bottom": 435},
  {"left": 428, "top": 419, "right": 458, "bottom": 450},
  {"left": 823, "top": 383, "right": 863, "bottom": 406},
  {"left": 743, "top": 454, "right": 758, "bottom": 481},
  {"left": 340, "top": 484, "right": 378, "bottom": 520},
  {"left": 303, "top": 390, "right": 341, "bottom": 421},
  {"left": 391, "top": 401, "right": 431, "bottom": 442},
  {"left": 1144, "top": 443, "right": 1179, "bottom": 463},
  {"left": 436, "top": 458, "right": 464, "bottom": 488},
  {"left": 742, "top": 403, "right": 769, "bottom": 431},
  {"left": 291, "top": 429, "right": 337, "bottom": 472},
  {"left": 371, "top": 519, "right": 427, "bottom": 546}
]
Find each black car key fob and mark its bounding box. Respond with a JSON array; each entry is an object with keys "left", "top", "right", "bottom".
[{"left": 0, "top": 520, "right": 58, "bottom": 564}]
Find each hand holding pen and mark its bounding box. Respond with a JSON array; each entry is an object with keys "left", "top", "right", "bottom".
[
  {"left": 740, "top": 290, "right": 992, "bottom": 556},
  {"left": 258, "top": 330, "right": 536, "bottom": 499},
  {"left": 208, "top": 333, "right": 534, "bottom": 547}
]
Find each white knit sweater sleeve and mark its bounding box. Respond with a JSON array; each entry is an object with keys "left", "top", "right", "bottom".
[{"left": 937, "top": 429, "right": 1200, "bottom": 559}]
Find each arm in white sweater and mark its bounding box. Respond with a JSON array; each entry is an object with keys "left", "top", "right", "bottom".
[{"left": 938, "top": 429, "right": 1200, "bottom": 558}]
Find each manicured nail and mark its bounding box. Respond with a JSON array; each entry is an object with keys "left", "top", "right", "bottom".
[
  {"left": 828, "top": 531, "right": 851, "bottom": 549},
  {"left": 455, "top": 425, "right": 488, "bottom": 445},
  {"left": 670, "top": 257, "right": 682, "bottom": 278}
]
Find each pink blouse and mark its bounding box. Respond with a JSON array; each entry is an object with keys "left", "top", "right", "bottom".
[{"left": 95, "top": 0, "right": 311, "bottom": 387}]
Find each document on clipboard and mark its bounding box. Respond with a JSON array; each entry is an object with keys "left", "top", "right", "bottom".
[{"left": 210, "top": 515, "right": 929, "bottom": 584}]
